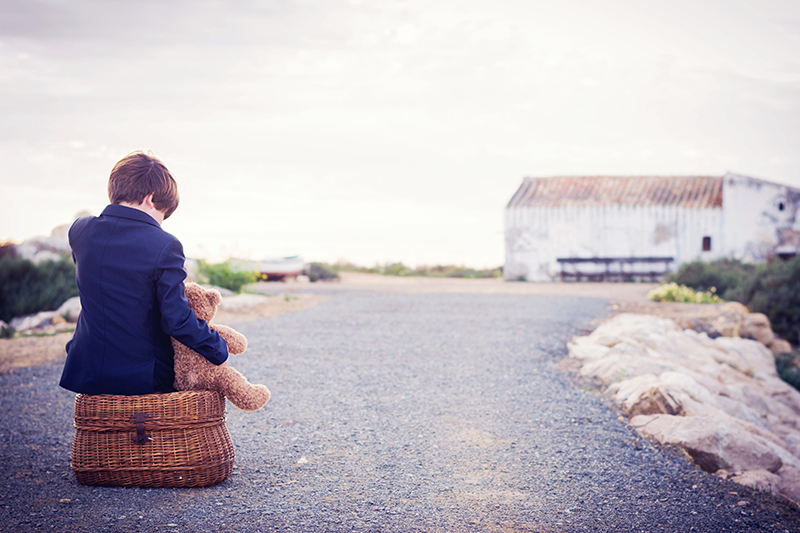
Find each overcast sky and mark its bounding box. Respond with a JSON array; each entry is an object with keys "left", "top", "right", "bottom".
[{"left": 2, "top": 0, "right": 799, "bottom": 267}]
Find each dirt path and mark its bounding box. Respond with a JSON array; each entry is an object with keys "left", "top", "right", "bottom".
[{"left": 3, "top": 287, "right": 800, "bottom": 532}]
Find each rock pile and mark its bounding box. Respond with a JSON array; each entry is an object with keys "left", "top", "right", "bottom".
[
  {"left": 569, "top": 312, "right": 800, "bottom": 503},
  {"left": 7, "top": 297, "right": 81, "bottom": 335},
  {"left": 14, "top": 210, "right": 90, "bottom": 264},
  {"left": 674, "top": 301, "right": 794, "bottom": 354}
]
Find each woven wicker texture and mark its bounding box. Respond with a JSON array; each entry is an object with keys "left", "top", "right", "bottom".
[{"left": 71, "top": 390, "right": 234, "bottom": 488}]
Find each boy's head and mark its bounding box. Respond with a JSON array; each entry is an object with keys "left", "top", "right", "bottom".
[{"left": 108, "top": 151, "right": 180, "bottom": 219}]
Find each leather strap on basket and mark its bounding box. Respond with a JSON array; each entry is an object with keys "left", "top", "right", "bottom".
[{"left": 132, "top": 413, "right": 151, "bottom": 444}]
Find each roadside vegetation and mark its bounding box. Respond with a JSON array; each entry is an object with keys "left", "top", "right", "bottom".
[
  {"left": 321, "top": 260, "right": 503, "bottom": 279},
  {"left": 647, "top": 282, "right": 723, "bottom": 304},
  {"left": 197, "top": 260, "right": 258, "bottom": 293},
  {"left": 666, "top": 256, "right": 800, "bottom": 344},
  {"left": 0, "top": 244, "right": 77, "bottom": 326}
]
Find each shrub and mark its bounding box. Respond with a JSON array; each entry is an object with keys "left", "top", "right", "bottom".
[
  {"left": 0, "top": 255, "right": 78, "bottom": 322},
  {"left": 647, "top": 282, "right": 724, "bottom": 304},
  {"left": 304, "top": 262, "right": 340, "bottom": 282},
  {"left": 736, "top": 256, "right": 800, "bottom": 344},
  {"left": 669, "top": 256, "right": 800, "bottom": 344},
  {"left": 775, "top": 351, "right": 800, "bottom": 392},
  {"left": 197, "top": 260, "right": 257, "bottom": 293},
  {"left": 668, "top": 258, "right": 755, "bottom": 299}
]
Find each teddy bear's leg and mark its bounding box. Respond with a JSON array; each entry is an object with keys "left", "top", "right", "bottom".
[
  {"left": 173, "top": 344, "right": 216, "bottom": 391},
  {"left": 218, "top": 367, "right": 271, "bottom": 411}
]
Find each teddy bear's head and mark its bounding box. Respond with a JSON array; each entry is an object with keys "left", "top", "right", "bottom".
[{"left": 184, "top": 282, "right": 221, "bottom": 322}]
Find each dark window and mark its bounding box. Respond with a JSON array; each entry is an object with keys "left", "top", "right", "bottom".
[
  {"left": 702, "top": 236, "right": 712, "bottom": 251},
  {"left": 778, "top": 202, "right": 785, "bottom": 211}
]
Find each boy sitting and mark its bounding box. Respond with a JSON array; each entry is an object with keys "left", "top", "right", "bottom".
[{"left": 60, "top": 151, "right": 229, "bottom": 395}]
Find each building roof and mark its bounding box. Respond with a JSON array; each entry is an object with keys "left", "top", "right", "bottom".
[{"left": 507, "top": 176, "right": 724, "bottom": 209}]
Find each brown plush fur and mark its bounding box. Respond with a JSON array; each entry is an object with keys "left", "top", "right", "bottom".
[{"left": 172, "top": 282, "right": 270, "bottom": 411}]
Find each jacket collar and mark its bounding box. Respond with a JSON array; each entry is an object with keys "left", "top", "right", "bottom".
[{"left": 101, "top": 204, "right": 161, "bottom": 228}]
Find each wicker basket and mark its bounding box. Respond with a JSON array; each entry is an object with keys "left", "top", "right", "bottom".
[{"left": 71, "top": 390, "right": 234, "bottom": 488}]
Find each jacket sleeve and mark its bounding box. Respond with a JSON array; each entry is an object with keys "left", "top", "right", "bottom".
[{"left": 155, "top": 238, "right": 229, "bottom": 365}]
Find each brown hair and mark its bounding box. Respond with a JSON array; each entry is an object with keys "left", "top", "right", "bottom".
[{"left": 108, "top": 151, "right": 180, "bottom": 219}]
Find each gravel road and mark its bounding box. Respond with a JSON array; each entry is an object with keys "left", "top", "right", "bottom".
[{"left": 2, "top": 290, "right": 800, "bottom": 532}]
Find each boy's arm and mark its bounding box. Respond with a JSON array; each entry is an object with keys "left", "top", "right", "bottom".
[{"left": 155, "top": 239, "right": 229, "bottom": 365}]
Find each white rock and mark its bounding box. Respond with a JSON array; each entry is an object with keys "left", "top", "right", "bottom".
[
  {"left": 630, "top": 414, "right": 783, "bottom": 473},
  {"left": 9, "top": 311, "right": 59, "bottom": 331},
  {"left": 713, "top": 336, "right": 778, "bottom": 380},
  {"left": 778, "top": 466, "right": 800, "bottom": 504},
  {"left": 218, "top": 293, "right": 270, "bottom": 311},
  {"left": 770, "top": 339, "right": 793, "bottom": 354},
  {"left": 56, "top": 297, "right": 82, "bottom": 322},
  {"left": 741, "top": 313, "right": 775, "bottom": 346},
  {"left": 729, "top": 470, "right": 780, "bottom": 496},
  {"left": 568, "top": 341, "right": 611, "bottom": 361},
  {"left": 199, "top": 284, "right": 234, "bottom": 297}
]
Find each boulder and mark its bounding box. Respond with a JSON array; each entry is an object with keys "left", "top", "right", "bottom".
[
  {"left": 9, "top": 311, "right": 59, "bottom": 332},
  {"left": 770, "top": 339, "right": 794, "bottom": 354},
  {"left": 630, "top": 414, "right": 783, "bottom": 474},
  {"left": 741, "top": 313, "right": 775, "bottom": 346},
  {"left": 729, "top": 469, "right": 781, "bottom": 496},
  {"left": 779, "top": 466, "right": 800, "bottom": 504},
  {"left": 721, "top": 301, "right": 750, "bottom": 315},
  {"left": 218, "top": 293, "right": 269, "bottom": 311},
  {"left": 0, "top": 320, "right": 12, "bottom": 337},
  {"left": 56, "top": 296, "right": 81, "bottom": 322}
]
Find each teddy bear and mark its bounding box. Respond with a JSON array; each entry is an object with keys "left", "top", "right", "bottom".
[{"left": 172, "top": 282, "right": 271, "bottom": 411}]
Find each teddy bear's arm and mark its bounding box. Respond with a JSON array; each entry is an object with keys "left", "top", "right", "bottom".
[{"left": 210, "top": 324, "right": 248, "bottom": 355}]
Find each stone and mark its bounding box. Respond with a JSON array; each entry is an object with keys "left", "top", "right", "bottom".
[
  {"left": 218, "top": 293, "right": 270, "bottom": 311},
  {"left": 630, "top": 414, "right": 783, "bottom": 473},
  {"left": 741, "top": 313, "right": 775, "bottom": 346},
  {"left": 568, "top": 341, "right": 611, "bottom": 361},
  {"left": 721, "top": 301, "right": 750, "bottom": 315},
  {"left": 9, "top": 311, "right": 59, "bottom": 332},
  {"left": 729, "top": 469, "right": 780, "bottom": 496},
  {"left": 201, "top": 284, "right": 234, "bottom": 297},
  {"left": 571, "top": 313, "right": 800, "bottom": 500},
  {"left": 56, "top": 297, "right": 81, "bottom": 322},
  {"left": 770, "top": 339, "right": 793, "bottom": 354},
  {"left": 778, "top": 465, "right": 800, "bottom": 504},
  {"left": 713, "top": 336, "right": 778, "bottom": 380},
  {"left": 0, "top": 320, "right": 12, "bottom": 337}
]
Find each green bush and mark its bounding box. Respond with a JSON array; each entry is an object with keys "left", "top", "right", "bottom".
[
  {"left": 668, "top": 258, "right": 755, "bottom": 299},
  {"left": 735, "top": 256, "right": 800, "bottom": 344},
  {"left": 0, "top": 255, "right": 78, "bottom": 322},
  {"left": 197, "top": 260, "right": 257, "bottom": 293},
  {"left": 670, "top": 256, "right": 800, "bottom": 344},
  {"left": 775, "top": 351, "right": 800, "bottom": 392},
  {"left": 304, "top": 262, "right": 340, "bottom": 282}
]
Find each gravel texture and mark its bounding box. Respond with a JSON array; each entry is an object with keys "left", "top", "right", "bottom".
[{"left": 2, "top": 290, "right": 800, "bottom": 532}]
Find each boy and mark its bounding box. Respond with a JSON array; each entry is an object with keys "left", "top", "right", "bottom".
[{"left": 60, "top": 151, "right": 229, "bottom": 395}]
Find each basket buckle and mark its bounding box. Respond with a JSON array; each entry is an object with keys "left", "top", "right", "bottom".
[{"left": 132, "top": 413, "right": 151, "bottom": 445}]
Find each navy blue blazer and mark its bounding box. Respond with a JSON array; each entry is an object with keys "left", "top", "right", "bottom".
[{"left": 59, "top": 205, "right": 229, "bottom": 395}]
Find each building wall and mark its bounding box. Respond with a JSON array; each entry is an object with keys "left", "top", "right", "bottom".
[
  {"left": 504, "top": 204, "right": 724, "bottom": 281},
  {"left": 504, "top": 174, "right": 800, "bottom": 282},
  {"left": 722, "top": 173, "right": 800, "bottom": 262}
]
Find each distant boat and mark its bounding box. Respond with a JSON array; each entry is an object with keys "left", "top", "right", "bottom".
[{"left": 232, "top": 256, "right": 305, "bottom": 281}]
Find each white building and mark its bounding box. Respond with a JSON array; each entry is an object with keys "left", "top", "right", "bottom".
[{"left": 504, "top": 173, "right": 800, "bottom": 282}]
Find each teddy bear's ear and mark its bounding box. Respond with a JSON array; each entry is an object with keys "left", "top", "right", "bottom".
[{"left": 207, "top": 289, "right": 222, "bottom": 308}]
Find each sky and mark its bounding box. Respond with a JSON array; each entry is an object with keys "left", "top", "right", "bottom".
[{"left": 1, "top": 0, "right": 799, "bottom": 268}]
